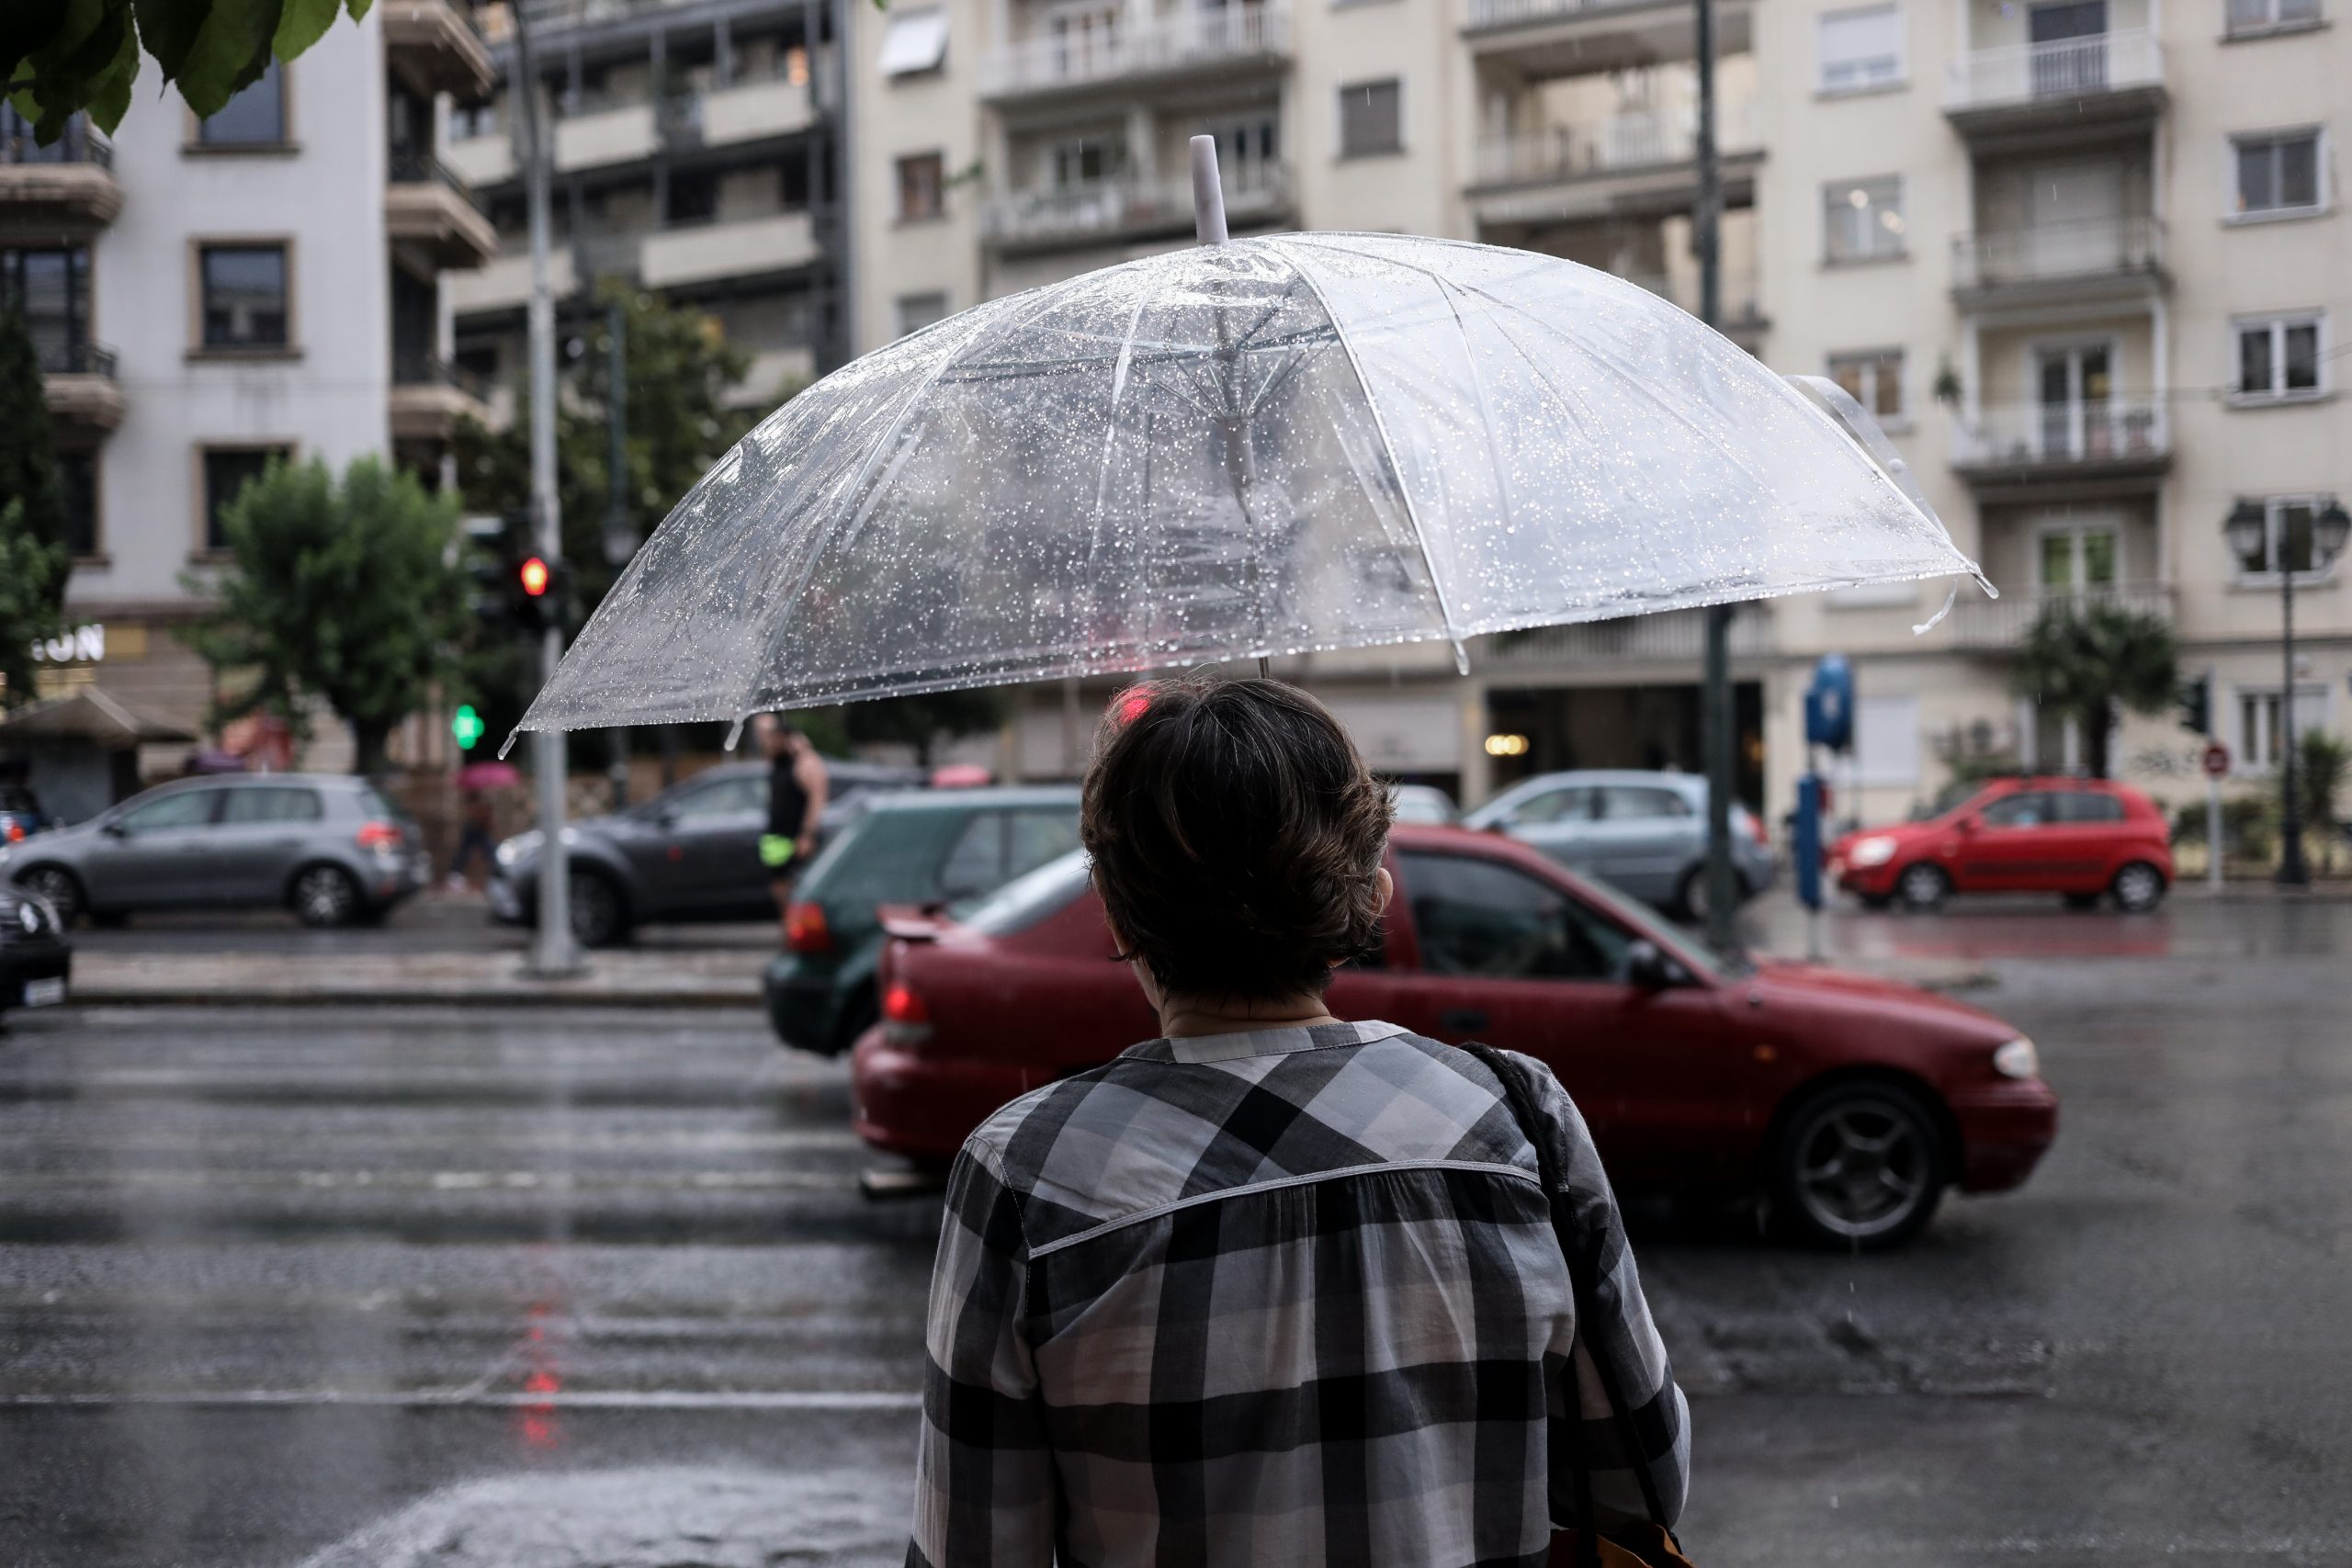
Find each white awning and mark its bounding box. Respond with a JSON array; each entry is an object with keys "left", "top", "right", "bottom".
[{"left": 877, "top": 7, "right": 949, "bottom": 76}]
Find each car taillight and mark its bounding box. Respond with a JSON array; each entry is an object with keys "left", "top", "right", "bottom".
[
  {"left": 1747, "top": 811, "right": 1768, "bottom": 846},
  {"left": 356, "top": 820, "right": 403, "bottom": 852},
  {"left": 3, "top": 820, "right": 21, "bottom": 843},
  {"left": 785, "top": 901, "right": 833, "bottom": 954},
  {"left": 881, "top": 980, "right": 933, "bottom": 1046}
]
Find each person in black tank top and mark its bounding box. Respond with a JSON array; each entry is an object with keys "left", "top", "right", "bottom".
[{"left": 753, "top": 716, "right": 828, "bottom": 946}]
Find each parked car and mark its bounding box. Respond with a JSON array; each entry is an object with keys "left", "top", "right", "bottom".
[
  {"left": 1387, "top": 783, "right": 1460, "bottom": 826},
  {"left": 1463, "top": 769, "right": 1774, "bottom": 919},
  {"left": 1, "top": 782, "right": 54, "bottom": 846},
  {"left": 0, "top": 882, "right": 71, "bottom": 1018},
  {"left": 489, "top": 759, "right": 926, "bottom": 947},
  {"left": 0, "top": 774, "right": 429, "bottom": 929},
  {"left": 852, "top": 826, "right": 2057, "bottom": 1248},
  {"left": 765, "top": 785, "right": 1082, "bottom": 1055},
  {"left": 1829, "top": 776, "right": 2172, "bottom": 913}
]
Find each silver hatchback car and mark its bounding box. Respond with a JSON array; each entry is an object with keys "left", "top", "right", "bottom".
[
  {"left": 0, "top": 774, "right": 430, "bottom": 929},
  {"left": 1462, "top": 769, "right": 1775, "bottom": 919}
]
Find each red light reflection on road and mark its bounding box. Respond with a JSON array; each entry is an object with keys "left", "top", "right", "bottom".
[{"left": 519, "top": 1303, "right": 562, "bottom": 1450}]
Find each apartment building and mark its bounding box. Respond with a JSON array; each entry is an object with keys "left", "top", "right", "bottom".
[
  {"left": 848, "top": 0, "right": 2351, "bottom": 829},
  {"left": 1, "top": 1, "right": 497, "bottom": 768},
  {"left": 445, "top": 0, "right": 851, "bottom": 413}
]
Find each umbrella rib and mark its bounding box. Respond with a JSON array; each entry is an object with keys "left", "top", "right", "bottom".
[
  {"left": 1076, "top": 289, "right": 1156, "bottom": 660},
  {"left": 1262, "top": 238, "right": 1470, "bottom": 675}
]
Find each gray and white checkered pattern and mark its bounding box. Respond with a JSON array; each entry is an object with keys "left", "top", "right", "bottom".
[{"left": 909, "top": 1019, "right": 1690, "bottom": 1568}]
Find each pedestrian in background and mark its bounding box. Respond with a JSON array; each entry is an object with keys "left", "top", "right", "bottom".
[
  {"left": 445, "top": 787, "right": 497, "bottom": 893},
  {"left": 755, "top": 714, "right": 827, "bottom": 946},
  {"left": 908, "top": 676, "right": 1690, "bottom": 1568}
]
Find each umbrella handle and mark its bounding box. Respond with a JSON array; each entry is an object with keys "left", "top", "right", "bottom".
[{"left": 1191, "top": 135, "right": 1228, "bottom": 245}]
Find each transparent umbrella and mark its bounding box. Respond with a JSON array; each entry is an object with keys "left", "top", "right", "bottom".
[{"left": 514, "top": 200, "right": 1987, "bottom": 745}]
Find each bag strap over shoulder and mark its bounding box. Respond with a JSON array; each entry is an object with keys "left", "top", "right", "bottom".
[{"left": 1458, "top": 1042, "right": 1676, "bottom": 1549}]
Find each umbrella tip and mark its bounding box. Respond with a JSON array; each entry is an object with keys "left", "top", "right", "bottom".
[
  {"left": 1190, "top": 135, "right": 1228, "bottom": 246},
  {"left": 723, "top": 715, "right": 747, "bottom": 753},
  {"left": 495, "top": 732, "right": 517, "bottom": 761}
]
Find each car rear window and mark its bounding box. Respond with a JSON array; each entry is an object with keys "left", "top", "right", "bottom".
[
  {"left": 954, "top": 849, "right": 1090, "bottom": 936},
  {"left": 222, "top": 786, "right": 323, "bottom": 825}
]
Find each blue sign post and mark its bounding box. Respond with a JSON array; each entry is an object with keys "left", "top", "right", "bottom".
[{"left": 1795, "top": 656, "right": 1854, "bottom": 960}]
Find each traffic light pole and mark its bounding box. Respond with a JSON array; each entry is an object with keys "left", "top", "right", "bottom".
[
  {"left": 1695, "top": 0, "right": 1738, "bottom": 957},
  {"left": 605, "top": 298, "right": 631, "bottom": 814},
  {"left": 515, "top": 4, "right": 581, "bottom": 977}
]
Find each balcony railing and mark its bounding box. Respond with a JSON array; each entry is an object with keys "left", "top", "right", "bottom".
[
  {"left": 1475, "top": 103, "right": 1758, "bottom": 186},
  {"left": 1485, "top": 606, "right": 1775, "bottom": 664},
  {"left": 1464, "top": 0, "right": 1680, "bottom": 29},
  {"left": 1952, "top": 398, "right": 2170, "bottom": 470},
  {"left": 391, "top": 352, "right": 491, "bottom": 400},
  {"left": 387, "top": 147, "right": 471, "bottom": 193},
  {"left": 1946, "top": 29, "right": 2163, "bottom": 111},
  {"left": 980, "top": 5, "right": 1290, "bottom": 96},
  {"left": 1951, "top": 215, "right": 2163, "bottom": 292},
  {"left": 1945, "top": 581, "right": 2173, "bottom": 648},
  {"left": 0, "top": 110, "right": 111, "bottom": 167},
  {"left": 984, "top": 164, "right": 1291, "bottom": 247},
  {"left": 36, "top": 338, "right": 118, "bottom": 378}
]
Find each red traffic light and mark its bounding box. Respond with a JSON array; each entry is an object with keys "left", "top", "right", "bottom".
[{"left": 518, "top": 556, "right": 551, "bottom": 597}]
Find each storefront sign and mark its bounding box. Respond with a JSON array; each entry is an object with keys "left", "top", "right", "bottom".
[{"left": 28, "top": 624, "right": 105, "bottom": 665}]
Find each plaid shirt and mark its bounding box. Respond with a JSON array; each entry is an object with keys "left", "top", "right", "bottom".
[{"left": 909, "top": 1019, "right": 1690, "bottom": 1568}]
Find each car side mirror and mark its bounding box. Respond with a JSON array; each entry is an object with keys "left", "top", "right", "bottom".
[
  {"left": 101, "top": 820, "right": 127, "bottom": 838},
  {"left": 1624, "top": 939, "right": 1679, "bottom": 989},
  {"left": 1956, "top": 814, "right": 1981, "bottom": 835}
]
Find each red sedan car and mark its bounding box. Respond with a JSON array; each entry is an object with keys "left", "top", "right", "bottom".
[
  {"left": 853, "top": 825, "right": 2056, "bottom": 1248},
  {"left": 1829, "top": 776, "right": 2173, "bottom": 913}
]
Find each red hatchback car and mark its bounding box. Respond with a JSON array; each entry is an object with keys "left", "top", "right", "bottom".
[
  {"left": 1829, "top": 776, "right": 2173, "bottom": 913},
  {"left": 853, "top": 825, "right": 2057, "bottom": 1248}
]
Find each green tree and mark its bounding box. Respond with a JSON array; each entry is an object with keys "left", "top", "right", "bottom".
[
  {"left": 2011, "top": 600, "right": 2178, "bottom": 780},
  {"left": 5, "top": 0, "right": 372, "bottom": 141},
  {"left": 0, "top": 501, "right": 68, "bottom": 710},
  {"left": 846, "top": 689, "right": 1011, "bottom": 768},
  {"left": 182, "top": 456, "right": 463, "bottom": 775},
  {"left": 0, "top": 307, "right": 65, "bottom": 558},
  {"left": 2300, "top": 730, "right": 2348, "bottom": 833}
]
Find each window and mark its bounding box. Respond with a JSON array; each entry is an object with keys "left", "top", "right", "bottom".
[
  {"left": 2226, "top": 0, "right": 2321, "bottom": 33},
  {"left": 2238, "top": 688, "right": 2329, "bottom": 769},
  {"left": 1506, "top": 785, "right": 1594, "bottom": 826},
  {"left": 1597, "top": 785, "right": 1692, "bottom": 820},
  {"left": 2232, "top": 495, "right": 2345, "bottom": 578},
  {"left": 896, "top": 152, "right": 945, "bottom": 220},
  {"left": 2039, "top": 525, "right": 2118, "bottom": 591},
  {"left": 1048, "top": 136, "right": 1124, "bottom": 188},
  {"left": 1827, "top": 349, "right": 1905, "bottom": 422},
  {"left": 197, "top": 61, "right": 287, "bottom": 146},
  {"left": 671, "top": 774, "right": 766, "bottom": 819},
  {"left": 666, "top": 169, "right": 719, "bottom": 224},
  {"left": 1398, "top": 852, "right": 1633, "bottom": 983},
  {"left": 2051, "top": 791, "right": 2126, "bottom": 824},
  {"left": 939, "top": 812, "right": 1010, "bottom": 899},
  {"left": 58, "top": 450, "right": 96, "bottom": 558},
  {"left": 2232, "top": 130, "right": 2323, "bottom": 217},
  {"left": 1339, "top": 78, "right": 1403, "bottom": 158},
  {"left": 220, "top": 787, "right": 324, "bottom": 825},
  {"left": 201, "top": 446, "right": 288, "bottom": 552},
  {"left": 1, "top": 246, "right": 93, "bottom": 370},
  {"left": 1854, "top": 694, "right": 1921, "bottom": 785},
  {"left": 876, "top": 7, "right": 949, "bottom": 76},
  {"left": 1008, "top": 810, "right": 1081, "bottom": 879},
  {"left": 198, "top": 243, "right": 289, "bottom": 349},
  {"left": 1817, "top": 4, "right": 1904, "bottom": 92},
  {"left": 895, "top": 292, "right": 950, "bottom": 337},
  {"left": 117, "top": 789, "right": 222, "bottom": 834},
  {"left": 2233, "top": 314, "right": 2324, "bottom": 400},
  {"left": 1824, "top": 176, "right": 1905, "bottom": 262},
  {"left": 1979, "top": 792, "right": 2054, "bottom": 829}
]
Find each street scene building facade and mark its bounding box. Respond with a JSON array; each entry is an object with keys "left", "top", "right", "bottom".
[
  {"left": 844, "top": 0, "right": 2351, "bottom": 824},
  {"left": 3, "top": 0, "right": 497, "bottom": 777}
]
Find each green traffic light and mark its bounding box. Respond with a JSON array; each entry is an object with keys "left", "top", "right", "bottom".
[{"left": 452, "top": 705, "right": 486, "bottom": 750}]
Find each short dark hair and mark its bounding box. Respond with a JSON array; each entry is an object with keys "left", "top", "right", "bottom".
[{"left": 1081, "top": 677, "right": 1392, "bottom": 1002}]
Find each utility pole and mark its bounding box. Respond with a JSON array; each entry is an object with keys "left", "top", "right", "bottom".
[
  {"left": 1695, "top": 0, "right": 1738, "bottom": 956},
  {"left": 603, "top": 296, "right": 631, "bottom": 813},
  {"left": 515, "top": 2, "right": 582, "bottom": 976}
]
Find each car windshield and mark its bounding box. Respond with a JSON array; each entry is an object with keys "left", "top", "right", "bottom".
[
  {"left": 1566, "top": 866, "right": 1739, "bottom": 979},
  {"left": 951, "top": 847, "right": 1090, "bottom": 935}
]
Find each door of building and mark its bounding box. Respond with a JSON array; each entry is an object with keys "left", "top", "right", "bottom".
[{"left": 2036, "top": 343, "right": 2114, "bottom": 458}]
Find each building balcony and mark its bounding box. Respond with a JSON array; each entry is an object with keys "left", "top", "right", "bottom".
[
  {"left": 983, "top": 164, "right": 1292, "bottom": 254},
  {"left": 1461, "top": 0, "right": 1750, "bottom": 71},
  {"left": 639, "top": 209, "right": 818, "bottom": 288},
  {"left": 389, "top": 354, "right": 492, "bottom": 445},
  {"left": 40, "top": 340, "right": 122, "bottom": 437},
  {"left": 979, "top": 5, "right": 1290, "bottom": 104},
  {"left": 1481, "top": 605, "right": 1776, "bottom": 666},
  {"left": 1944, "top": 581, "right": 2173, "bottom": 649},
  {"left": 729, "top": 344, "right": 819, "bottom": 410},
  {"left": 677, "top": 73, "right": 817, "bottom": 150},
  {"left": 1468, "top": 105, "right": 1760, "bottom": 224},
  {"left": 447, "top": 247, "right": 578, "bottom": 317},
  {"left": 385, "top": 150, "right": 498, "bottom": 269},
  {"left": 382, "top": 0, "right": 494, "bottom": 104},
  {"left": 1951, "top": 216, "right": 2165, "bottom": 308},
  {"left": 0, "top": 115, "right": 122, "bottom": 237},
  {"left": 1951, "top": 398, "right": 2172, "bottom": 494},
  {"left": 1944, "top": 31, "right": 2165, "bottom": 142},
  {"left": 555, "top": 96, "right": 659, "bottom": 174}
]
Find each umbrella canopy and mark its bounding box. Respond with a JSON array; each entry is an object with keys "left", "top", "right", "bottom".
[
  {"left": 456, "top": 761, "right": 525, "bottom": 792},
  {"left": 516, "top": 232, "right": 1987, "bottom": 740}
]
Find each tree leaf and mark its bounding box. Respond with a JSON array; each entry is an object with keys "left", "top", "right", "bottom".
[
  {"left": 342, "top": 0, "right": 373, "bottom": 22},
  {"left": 170, "top": 0, "right": 277, "bottom": 117},
  {"left": 0, "top": 0, "right": 76, "bottom": 88},
  {"left": 271, "top": 0, "right": 334, "bottom": 62},
  {"left": 81, "top": 17, "right": 137, "bottom": 129},
  {"left": 129, "top": 0, "right": 204, "bottom": 85}
]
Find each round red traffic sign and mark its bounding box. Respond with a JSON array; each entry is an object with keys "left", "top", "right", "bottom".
[{"left": 2203, "top": 742, "right": 2231, "bottom": 778}]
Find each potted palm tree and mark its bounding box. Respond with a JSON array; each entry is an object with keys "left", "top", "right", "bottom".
[{"left": 2010, "top": 600, "right": 2178, "bottom": 780}]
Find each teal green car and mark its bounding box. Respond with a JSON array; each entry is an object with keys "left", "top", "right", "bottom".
[{"left": 763, "top": 785, "right": 1082, "bottom": 1055}]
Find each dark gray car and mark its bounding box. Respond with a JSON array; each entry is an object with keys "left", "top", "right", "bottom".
[
  {"left": 0, "top": 774, "right": 430, "bottom": 929},
  {"left": 486, "top": 760, "right": 926, "bottom": 946}
]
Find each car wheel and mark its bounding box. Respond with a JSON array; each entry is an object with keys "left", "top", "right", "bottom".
[
  {"left": 2062, "top": 891, "right": 2103, "bottom": 911},
  {"left": 568, "top": 870, "right": 628, "bottom": 948},
  {"left": 1895, "top": 863, "right": 1951, "bottom": 911},
  {"left": 291, "top": 865, "right": 362, "bottom": 929},
  {"left": 1773, "top": 1081, "right": 1948, "bottom": 1250},
  {"left": 17, "top": 865, "right": 84, "bottom": 928},
  {"left": 2110, "top": 860, "right": 2166, "bottom": 914},
  {"left": 1674, "top": 864, "right": 1748, "bottom": 924}
]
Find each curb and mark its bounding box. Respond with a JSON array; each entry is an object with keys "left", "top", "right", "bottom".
[{"left": 62, "top": 984, "right": 763, "bottom": 1010}]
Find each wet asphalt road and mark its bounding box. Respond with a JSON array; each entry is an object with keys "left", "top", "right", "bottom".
[{"left": 3, "top": 894, "right": 2350, "bottom": 1567}]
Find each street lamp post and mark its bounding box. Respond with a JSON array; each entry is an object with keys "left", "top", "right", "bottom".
[{"left": 2227, "top": 497, "right": 2352, "bottom": 887}]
